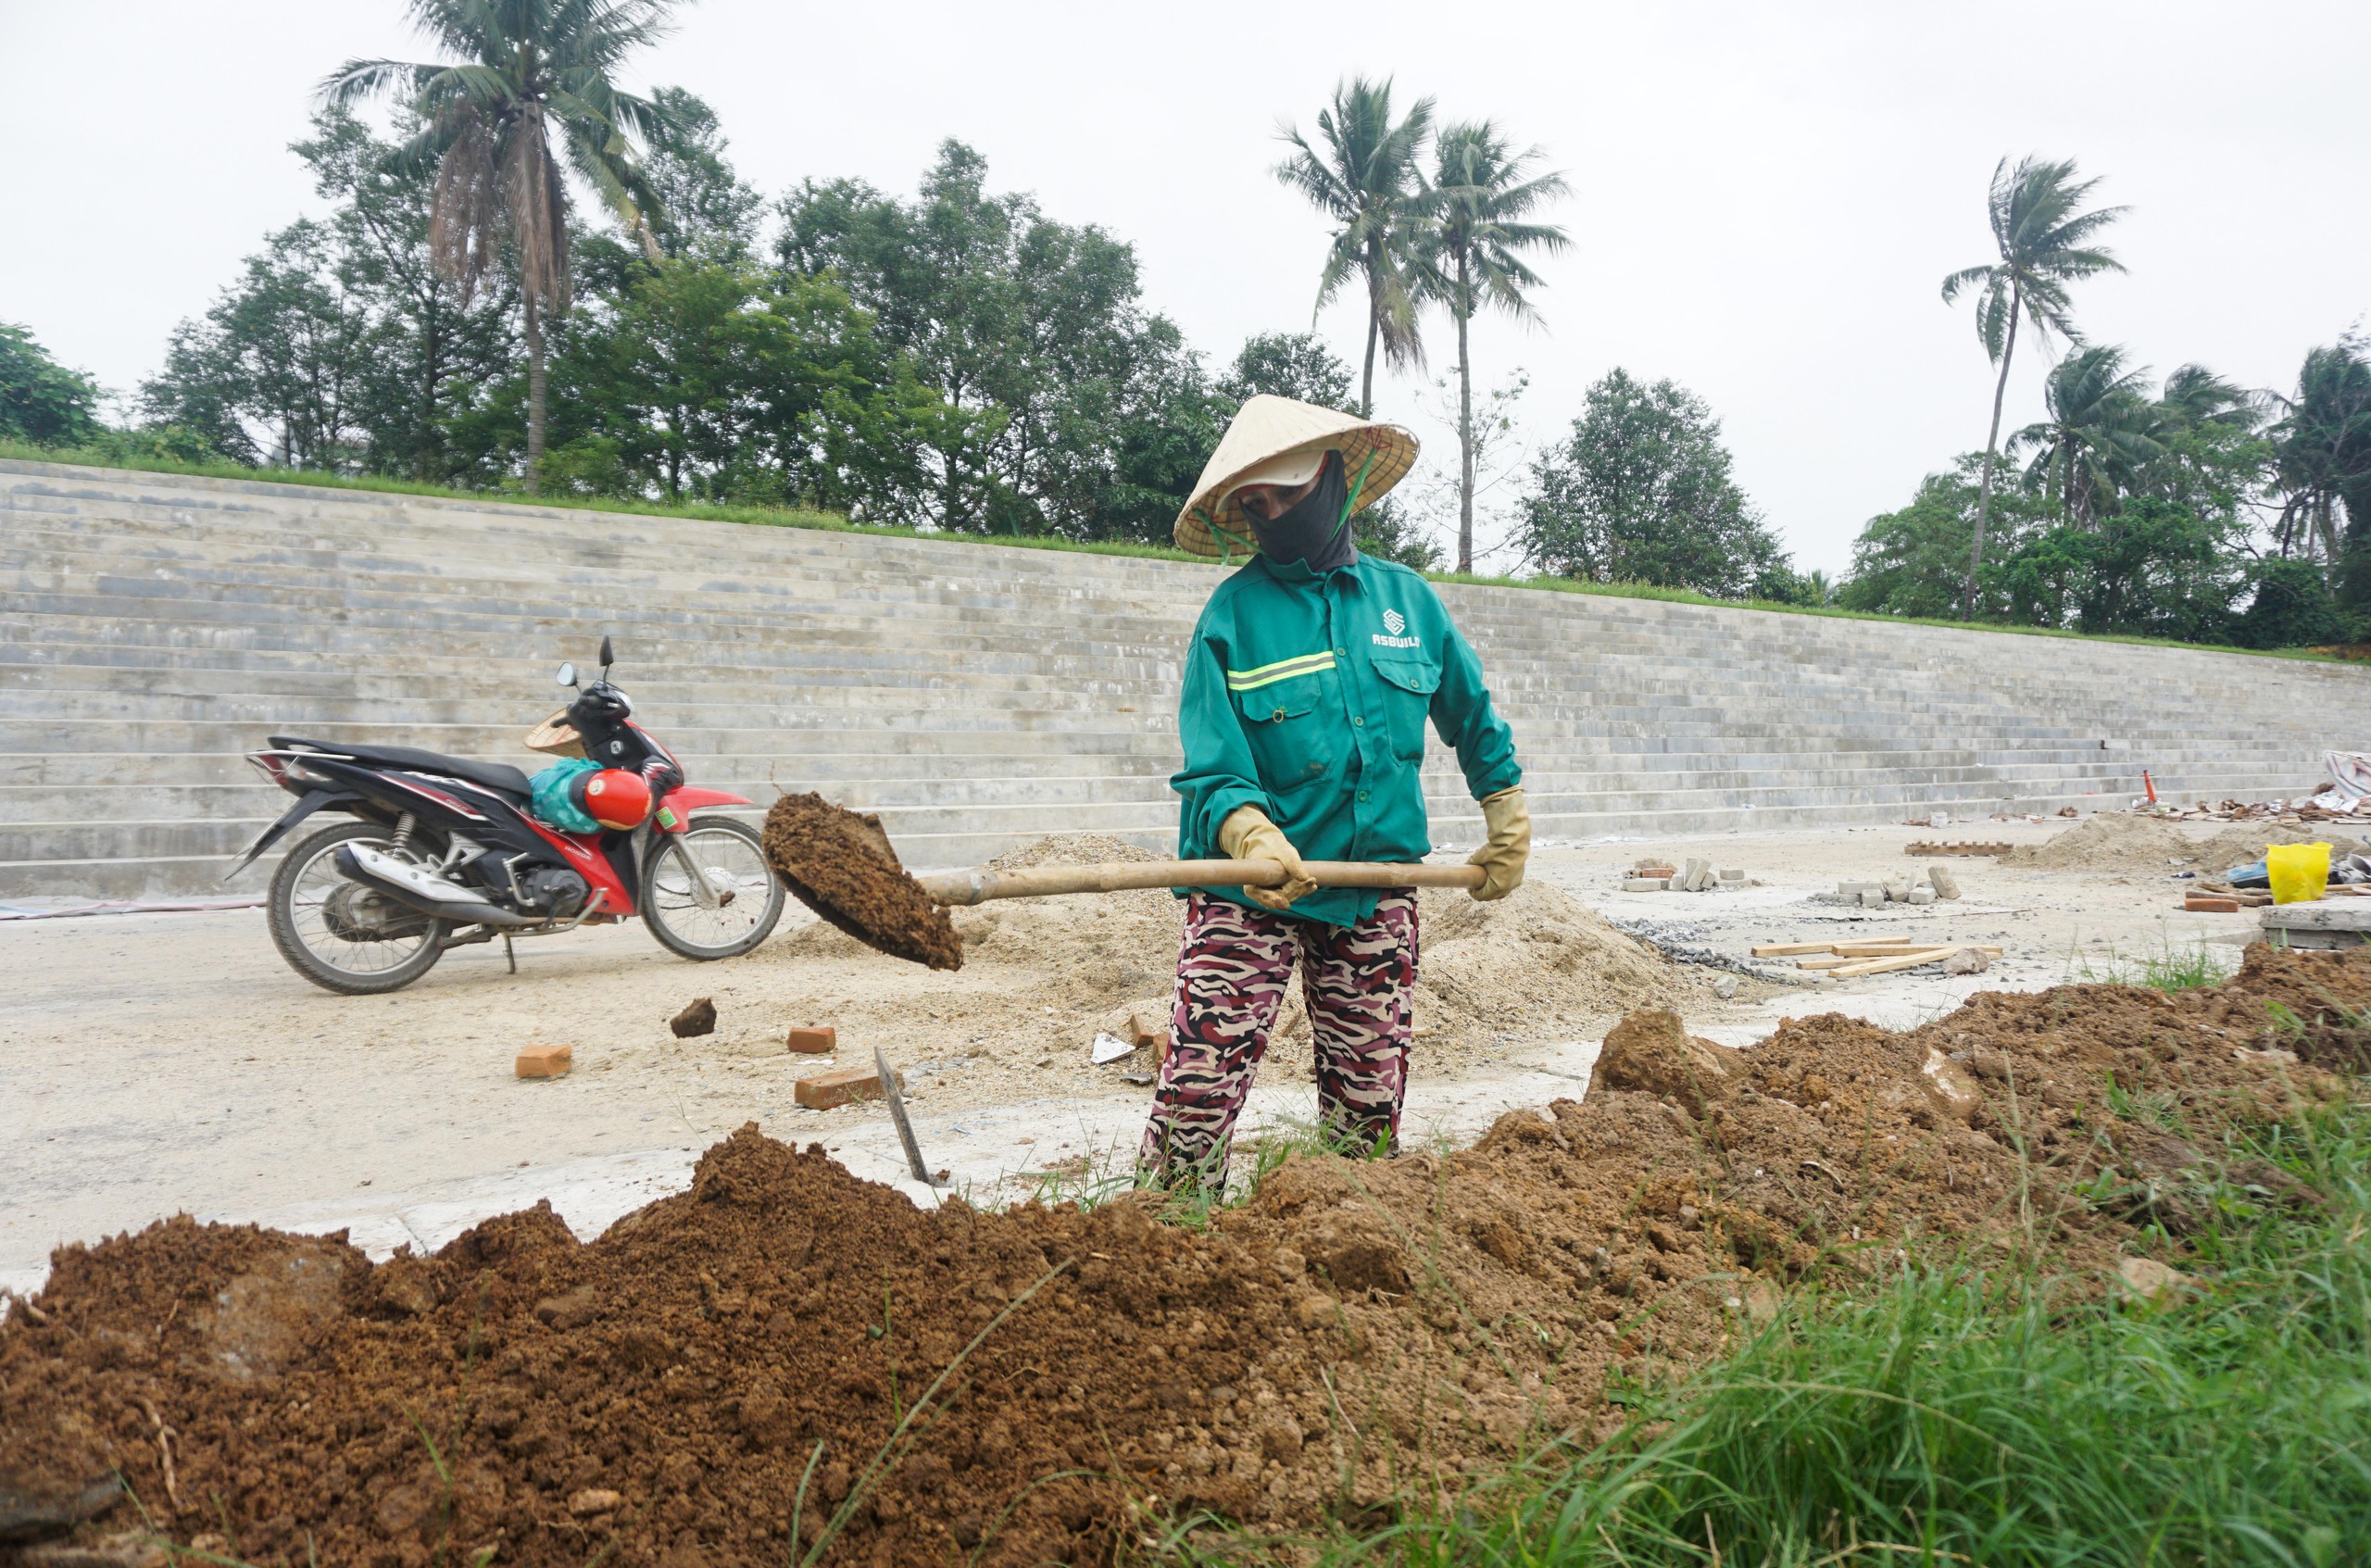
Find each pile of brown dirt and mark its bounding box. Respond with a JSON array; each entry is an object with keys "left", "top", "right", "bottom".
[
  {"left": 2008, "top": 812, "right": 2359, "bottom": 874},
  {"left": 759, "top": 794, "right": 962, "bottom": 971},
  {"left": 7, "top": 948, "right": 2362, "bottom": 1567}
]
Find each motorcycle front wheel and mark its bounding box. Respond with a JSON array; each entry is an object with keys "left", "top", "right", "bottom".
[
  {"left": 267, "top": 819, "right": 451, "bottom": 994},
  {"left": 640, "top": 816, "right": 784, "bottom": 960}
]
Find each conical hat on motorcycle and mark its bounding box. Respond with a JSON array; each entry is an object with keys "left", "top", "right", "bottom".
[
  {"left": 1173, "top": 395, "right": 1419, "bottom": 558},
  {"left": 524, "top": 709, "right": 586, "bottom": 759}
]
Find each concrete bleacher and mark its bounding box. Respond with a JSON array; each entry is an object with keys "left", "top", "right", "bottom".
[{"left": 4, "top": 457, "right": 2365, "bottom": 899}]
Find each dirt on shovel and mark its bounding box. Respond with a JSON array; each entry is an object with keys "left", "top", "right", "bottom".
[{"left": 759, "top": 793, "right": 965, "bottom": 971}]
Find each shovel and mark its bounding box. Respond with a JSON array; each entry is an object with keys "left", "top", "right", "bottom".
[{"left": 760, "top": 792, "right": 1481, "bottom": 972}]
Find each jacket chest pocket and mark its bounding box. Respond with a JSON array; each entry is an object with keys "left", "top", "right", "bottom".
[
  {"left": 1232, "top": 671, "right": 1338, "bottom": 794},
  {"left": 1371, "top": 654, "right": 1441, "bottom": 761}
]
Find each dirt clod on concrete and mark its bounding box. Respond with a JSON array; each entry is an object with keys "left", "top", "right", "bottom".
[
  {"left": 9, "top": 949, "right": 2361, "bottom": 1568},
  {"left": 759, "top": 793, "right": 963, "bottom": 971},
  {"left": 667, "top": 998, "right": 716, "bottom": 1039}
]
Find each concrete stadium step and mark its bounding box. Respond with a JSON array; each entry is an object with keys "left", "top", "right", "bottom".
[{"left": 7, "top": 458, "right": 2365, "bottom": 898}]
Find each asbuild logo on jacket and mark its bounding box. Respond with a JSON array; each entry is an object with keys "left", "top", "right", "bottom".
[{"left": 1374, "top": 606, "right": 1421, "bottom": 648}]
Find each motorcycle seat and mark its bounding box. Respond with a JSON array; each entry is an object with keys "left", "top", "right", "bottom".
[{"left": 270, "top": 736, "right": 533, "bottom": 798}]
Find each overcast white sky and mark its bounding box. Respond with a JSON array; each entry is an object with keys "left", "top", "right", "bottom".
[{"left": 6, "top": 2, "right": 2365, "bottom": 572}]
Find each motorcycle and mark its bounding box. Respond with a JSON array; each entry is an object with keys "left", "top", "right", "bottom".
[{"left": 227, "top": 637, "right": 784, "bottom": 994}]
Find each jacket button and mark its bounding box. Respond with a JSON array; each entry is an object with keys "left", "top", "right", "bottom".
[
  {"left": 1272, "top": 707, "right": 1286, "bottom": 722},
  {"left": 1352, "top": 716, "right": 1364, "bottom": 726},
  {"left": 1357, "top": 790, "right": 1370, "bottom": 803}
]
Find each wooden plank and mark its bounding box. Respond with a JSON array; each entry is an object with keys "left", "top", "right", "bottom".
[
  {"left": 1832, "top": 941, "right": 2000, "bottom": 958},
  {"left": 1828, "top": 948, "right": 1960, "bottom": 978},
  {"left": 1750, "top": 937, "right": 1919, "bottom": 958}
]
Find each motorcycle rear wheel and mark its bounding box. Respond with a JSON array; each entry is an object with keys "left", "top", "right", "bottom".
[
  {"left": 268, "top": 819, "right": 451, "bottom": 995},
  {"left": 640, "top": 816, "right": 784, "bottom": 960}
]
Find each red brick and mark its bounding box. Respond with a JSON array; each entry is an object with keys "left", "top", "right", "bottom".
[
  {"left": 795, "top": 1066, "right": 894, "bottom": 1110},
  {"left": 2183, "top": 894, "right": 2241, "bottom": 913},
  {"left": 516, "top": 1043, "right": 573, "bottom": 1079},
  {"left": 786, "top": 1026, "right": 837, "bottom": 1055}
]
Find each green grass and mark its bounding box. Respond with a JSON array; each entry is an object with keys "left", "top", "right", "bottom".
[
  {"left": 2073, "top": 936, "right": 2240, "bottom": 992},
  {"left": 3, "top": 440, "right": 2347, "bottom": 664},
  {"left": 1175, "top": 1100, "right": 2371, "bottom": 1568}
]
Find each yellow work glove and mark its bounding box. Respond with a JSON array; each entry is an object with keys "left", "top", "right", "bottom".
[
  {"left": 1467, "top": 786, "right": 1530, "bottom": 901},
  {"left": 1219, "top": 804, "right": 1317, "bottom": 911}
]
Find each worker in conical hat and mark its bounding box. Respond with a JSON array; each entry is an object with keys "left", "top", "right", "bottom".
[{"left": 1142, "top": 394, "right": 1529, "bottom": 1190}]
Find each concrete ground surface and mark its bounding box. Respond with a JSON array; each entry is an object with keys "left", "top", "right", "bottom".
[{"left": 2, "top": 814, "right": 2273, "bottom": 1296}]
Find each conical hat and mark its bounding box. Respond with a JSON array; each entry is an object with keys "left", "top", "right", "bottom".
[
  {"left": 1173, "top": 395, "right": 1419, "bottom": 558},
  {"left": 524, "top": 709, "right": 586, "bottom": 759}
]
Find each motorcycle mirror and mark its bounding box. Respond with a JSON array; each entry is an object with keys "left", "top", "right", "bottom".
[
  {"left": 556, "top": 661, "right": 577, "bottom": 688},
  {"left": 598, "top": 634, "right": 614, "bottom": 673}
]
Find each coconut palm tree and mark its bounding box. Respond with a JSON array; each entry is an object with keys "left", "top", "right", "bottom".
[
  {"left": 1411, "top": 120, "right": 1569, "bottom": 573},
  {"left": 321, "top": 0, "right": 684, "bottom": 489},
  {"left": 1940, "top": 156, "right": 2126, "bottom": 615},
  {"left": 2009, "top": 345, "right": 2160, "bottom": 525},
  {"left": 1274, "top": 78, "right": 1435, "bottom": 418},
  {"left": 2267, "top": 339, "right": 2371, "bottom": 564}
]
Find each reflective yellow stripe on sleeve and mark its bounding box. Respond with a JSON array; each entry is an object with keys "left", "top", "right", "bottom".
[{"left": 1223, "top": 650, "right": 1336, "bottom": 692}]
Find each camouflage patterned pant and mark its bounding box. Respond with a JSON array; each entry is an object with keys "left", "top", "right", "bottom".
[{"left": 1137, "top": 890, "right": 1419, "bottom": 1188}]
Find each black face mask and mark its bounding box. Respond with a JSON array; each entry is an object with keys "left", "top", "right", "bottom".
[{"left": 1248, "top": 452, "right": 1355, "bottom": 573}]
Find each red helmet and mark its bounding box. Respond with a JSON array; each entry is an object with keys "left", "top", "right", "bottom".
[{"left": 571, "top": 768, "right": 653, "bottom": 831}]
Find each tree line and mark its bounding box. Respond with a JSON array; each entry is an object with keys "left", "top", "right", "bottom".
[{"left": 3, "top": 0, "right": 2361, "bottom": 647}]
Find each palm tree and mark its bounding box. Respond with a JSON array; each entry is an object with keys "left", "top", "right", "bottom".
[
  {"left": 1940, "top": 156, "right": 2126, "bottom": 616},
  {"left": 2008, "top": 345, "right": 2160, "bottom": 525},
  {"left": 321, "top": 0, "right": 684, "bottom": 488},
  {"left": 2267, "top": 339, "right": 2371, "bottom": 564},
  {"left": 1411, "top": 120, "right": 1569, "bottom": 573},
  {"left": 1274, "top": 78, "right": 1435, "bottom": 417}
]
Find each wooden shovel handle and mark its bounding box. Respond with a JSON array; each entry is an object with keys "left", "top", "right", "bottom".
[{"left": 916, "top": 858, "right": 1485, "bottom": 907}]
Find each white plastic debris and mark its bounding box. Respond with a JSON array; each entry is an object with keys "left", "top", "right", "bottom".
[{"left": 1090, "top": 1031, "right": 1135, "bottom": 1065}]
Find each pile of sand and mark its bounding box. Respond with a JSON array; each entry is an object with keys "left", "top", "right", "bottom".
[
  {"left": 9, "top": 950, "right": 2362, "bottom": 1566},
  {"left": 2009, "top": 812, "right": 2360, "bottom": 875}
]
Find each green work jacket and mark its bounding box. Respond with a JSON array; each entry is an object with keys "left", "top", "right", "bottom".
[{"left": 1171, "top": 550, "right": 1522, "bottom": 926}]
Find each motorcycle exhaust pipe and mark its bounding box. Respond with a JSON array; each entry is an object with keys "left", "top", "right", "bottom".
[{"left": 335, "top": 843, "right": 545, "bottom": 929}]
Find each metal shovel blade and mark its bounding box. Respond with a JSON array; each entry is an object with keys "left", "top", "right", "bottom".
[{"left": 875, "top": 1047, "right": 935, "bottom": 1185}]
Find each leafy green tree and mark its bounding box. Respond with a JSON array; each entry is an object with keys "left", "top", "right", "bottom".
[
  {"left": 1217, "top": 332, "right": 1355, "bottom": 409},
  {"left": 2009, "top": 345, "right": 2161, "bottom": 523},
  {"left": 140, "top": 220, "right": 375, "bottom": 469},
  {"left": 292, "top": 107, "right": 519, "bottom": 482},
  {"left": 540, "top": 257, "right": 933, "bottom": 516},
  {"left": 1838, "top": 458, "right": 2048, "bottom": 621},
  {"left": 637, "top": 87, "right": 762, "bottom": 260},
  {"left": 2233, "top": 556, "right": 2344, "bottom": 648},
  {"left": 2267, "top": 338, "right": 2371, "bottom": 613},
  {"left": 322, "top": 0, "right": 688, "bottom": 488},
  {"left": 1516, "top": 369, "right": 1792, "bottom": 598},
  {"left": 1940, "top": 156, "right": 2126, "bottom": 615},
  {"left": 778, "top": 140, "right": 1200, "bottom": 541},
  {"left": 1274, "top": 77, "right": 1434, "bottom": 417},
  {"left": 1411, "top": 119, "right": 1568, "bottom": 573},
  {"left": 0, "top": 323, "right": 103, "bottom": 446}
]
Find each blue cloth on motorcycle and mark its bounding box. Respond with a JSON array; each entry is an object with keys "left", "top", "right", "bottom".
[
  {"left": 530, "top": 759, "right": 603, "bottom": 834},
  {"left": 2224, "top": 859, "right": 2271, "bottom": 889}
]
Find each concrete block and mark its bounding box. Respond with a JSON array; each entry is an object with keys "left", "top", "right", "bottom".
[
  {"left": 1882, "top": 880, "right": 1913, "bottom": 902},
  {"left": 515, "top": 1043, "right": 572, "bottom": 1079},
  {"left": 786, "top": 1026, "right": 837, "bottom": 1055},
  {"left": 1907, "top": 886, "right": 1937, "bottom": 906},
  {"left": 1718, "top": 868, "right": 1744, "bottom": 883},
  {"left": 1623, "top": 877, "right": 1670, "bottom": 891},
  {"left": 1859, "top": 889, "right": 1887, "bottom": 908},
  {"left": 1926, "top": 864, "right": 1963, "bottom": 900},
  {"left": 1681, "top": 857, "right": 1713, "bottom": 892},
  {"left": 795, "top": 1065, "right": 895, "bottom": 1110}
]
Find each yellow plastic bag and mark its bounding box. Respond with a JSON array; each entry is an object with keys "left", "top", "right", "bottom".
[{"left": 2267, "top": 842, "right": 2331, "bottom": 905}]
